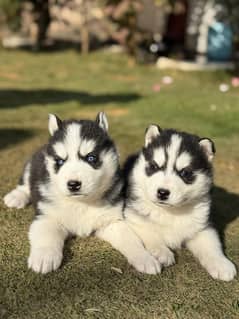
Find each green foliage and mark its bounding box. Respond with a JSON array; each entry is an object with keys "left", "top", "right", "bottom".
[
  {"left": 102, "top": 0, "right": 146, "bottom": 56},
  {"left": 217, "top": 0, "right": 239, "bottom": 32},
  {"left": 0, "top": 0, "right": 21, "bottom": 30}
]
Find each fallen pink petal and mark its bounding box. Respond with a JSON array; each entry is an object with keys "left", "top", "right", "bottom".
[
  {"left": 231, "top": 77, "right": 239, "bottom": 87},
  {"left": 152, "top": 84, "right": 161, "bottom": 92}
]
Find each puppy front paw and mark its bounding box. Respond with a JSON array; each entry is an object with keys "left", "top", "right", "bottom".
[
  {"left": 4, "top": 188, "right": 29, "bottom": 209},
  {"left": 206, "top": 257, "right": 237, "bottom": 281},
  {"left": 129, "top": 252, "right": 162, "bottom": 275},
  {"left": 28, "top": 247, "right": 63, "bottom": 274},
  {"left": 152, "top": 247, "right": 175, "bottom": 267}
]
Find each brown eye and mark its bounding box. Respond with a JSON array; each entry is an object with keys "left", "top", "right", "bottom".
[{"left": 149, "top": 161, "right": 159, "bottom": 172}]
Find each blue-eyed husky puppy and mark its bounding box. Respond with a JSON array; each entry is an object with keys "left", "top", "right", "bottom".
[
  {"left": 4, "top": 113, "right": 160, "bottom": 274},
  {"left": 123, "top": 124, "right": 237, "bottom": 281}
]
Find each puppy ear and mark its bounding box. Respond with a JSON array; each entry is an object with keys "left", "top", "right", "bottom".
[
  {"left": 145, "top": 124, "right": 161, "bottom": 147},
  {"left": 48, "top": 114, "right": 62, "bottom": 136},
  {"left": 96, "top": 112, "right": 108, "bottom": 132},
  {"left": 199, "top": 138, "right": 216, "bottom": 162}
]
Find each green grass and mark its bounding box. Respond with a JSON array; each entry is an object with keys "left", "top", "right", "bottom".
[{"left": 0, "top": 49, "right": 239, "bottom": 319}]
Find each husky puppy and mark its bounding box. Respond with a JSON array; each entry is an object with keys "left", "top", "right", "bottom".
[
  {"left": 4, "top": 113, "right": 161, "bottom": 275},
  {"left": 123, "top": 124, "right": 237, "bottom": 281}
]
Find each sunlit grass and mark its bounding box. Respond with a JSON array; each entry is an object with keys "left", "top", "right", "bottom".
[{"left": 0, "top": 49, "right": 238, "bottom": 319}]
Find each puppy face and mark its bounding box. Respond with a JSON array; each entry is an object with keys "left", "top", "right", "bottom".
[
  {"left": 132, "top": 126, "right": 215, "bottom": 208},
  {"left": 45, "top": 113, "right": 119, "bottom": 202}
]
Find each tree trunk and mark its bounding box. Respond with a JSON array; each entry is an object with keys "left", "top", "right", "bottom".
[
  {"left": 33, "top": 0, "right": 50, "bottom": 49},
  {"left": 80, "top": 0, "right": 90, "bottom": 54}
]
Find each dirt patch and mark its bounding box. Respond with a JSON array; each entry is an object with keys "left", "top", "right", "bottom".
[
  {"left": 111, "top": 75, "right": 139, "bottom": 82},
  {"left": 0, "top": 72, "right": 20, "bottom": 80},
  {"left": 74, "top": 108, "right": 129, "bottom": 119}
]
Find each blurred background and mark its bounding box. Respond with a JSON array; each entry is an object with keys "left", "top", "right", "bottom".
[
  {"left": 1, "top": 0, "right": 239, "bottom": 64},
  {"left": 0, "top": 2, "right": 239, "bottom": 319}
]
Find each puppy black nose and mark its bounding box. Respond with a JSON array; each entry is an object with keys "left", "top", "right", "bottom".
[
  {"left": 67, "top": 180, "right": 81, "bottom": 192},
  {"left": 157, "top": 188, "right": 170, "bottom": 201}
]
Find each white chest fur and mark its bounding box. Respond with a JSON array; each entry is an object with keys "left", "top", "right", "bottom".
[
  {"left": 126, "top": 200, "right": 210, "bottom": 249},
  {"left": 38, "top": 198, "right": 123, "bottom": 237}
]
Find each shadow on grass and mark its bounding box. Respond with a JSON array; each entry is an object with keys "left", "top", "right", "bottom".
[
  {"left": 0, "top": 89, "right": 141, "bottom": 108},
  {"left": 15, "top": 38, "right": 108, "bottom": 53},
  {"left": 211, "top": 186, "right": 239, "bottom": 247},
  {"left": 0, "top": 128, "right": 34, "bottom": 150}
]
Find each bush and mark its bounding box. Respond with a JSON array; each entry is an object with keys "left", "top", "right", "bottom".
[{"left": 0, "top": 0, "right": 21, "bottom": 30}]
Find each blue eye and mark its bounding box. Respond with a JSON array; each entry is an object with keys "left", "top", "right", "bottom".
[
  {"left": 55, "top": 158, "right": 65, "bottom": 166},
  {"left": 86, "top": 154, "right": 97, "bottom": 163}
]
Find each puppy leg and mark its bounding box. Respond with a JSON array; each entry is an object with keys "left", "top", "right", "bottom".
[
  {"left": 4, "top": 185, "right": 30, "bottom": 209},
  {"left": 97, "top": 221, "right": 161, "bottom": 274},
  {"left": 4, "top": 161, "right": 31, "bottom": 209},
  {"left": 186, "top": 227, "right": 237, "bottom": 281},
  {"left": 128, "top": 223, "right": 175, "bottom": 268},
  {"left": 28, "top": 216, "right": 68, "bottom": 274},
  {"left": 149, "top": 245, "right": 175, "bottom": 268}
]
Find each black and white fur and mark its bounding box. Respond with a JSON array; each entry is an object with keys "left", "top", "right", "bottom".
[
  {"left": 4, "top": 113, "right": 161, "bottom": 275},
  {"left": 123, "top": 125, "right": 237, "bottom": 281}
]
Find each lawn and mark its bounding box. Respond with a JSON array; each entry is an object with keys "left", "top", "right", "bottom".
[{"left": 0, "top": 49, "right": 239, "bottom": 319}]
